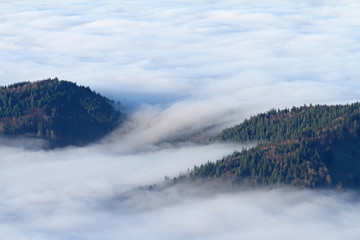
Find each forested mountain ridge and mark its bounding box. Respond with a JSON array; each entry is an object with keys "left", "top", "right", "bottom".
[
  {"left": 216, "top": 104, "right": 360, "bottom": 144},
  {"left": 0, "top": 78, "right": 123, "bottom": 148},
  {"left": 180, "top": 104, "right": 360, "bottom": 189}
]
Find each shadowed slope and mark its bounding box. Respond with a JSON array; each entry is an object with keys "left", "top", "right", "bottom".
[
  {"left": 0, "top": 78, "right": 123, "bottom": 148},
  {"left": 177, "top": 104, "right": 360, "bottom": 188}
]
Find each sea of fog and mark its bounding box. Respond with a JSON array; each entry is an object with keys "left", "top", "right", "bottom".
[
  {"left": 1, "top": 124, "right": 360, "bottom": 240},
  {"left": 1, "top": 0, "right": 360, "bottom": 239}
]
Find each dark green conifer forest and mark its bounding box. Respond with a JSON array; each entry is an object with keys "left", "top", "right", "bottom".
[
  {"left": 0, "top": 78, "right": 123, "bottom": 148},
  {"left": 182, "top": 104, "right": 360, "bottom": 188},
  {"left": 3, "top": 79, "right": 360, "bottom": 189}
]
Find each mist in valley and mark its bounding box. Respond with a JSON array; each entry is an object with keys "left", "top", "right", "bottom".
[
  {"left": 1, "top": 0, "right": 360, "bottom": 239},
  {"left": 1, "top": 132, "right": 360, "bottom": 240}
]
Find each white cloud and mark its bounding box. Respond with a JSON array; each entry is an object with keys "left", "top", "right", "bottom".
[
  {"left": 0, "top": 0, "right": 359, "bottom": 104},
  {"left": 0, "top": 140, "right": 246, "bottom": 239},
  {"left": 3, "top": 173, "right": 360, "bottom": 240},
  {"left": 1, "top": 0, "right": 360, "bottom": 239}
]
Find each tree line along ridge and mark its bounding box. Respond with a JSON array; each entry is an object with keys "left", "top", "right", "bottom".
[
  {"left": 178, "top": 103, "right": 360, "bottom": 189},
  {"left": 0, "top": 78, "right": 124, "bottom": 148}
]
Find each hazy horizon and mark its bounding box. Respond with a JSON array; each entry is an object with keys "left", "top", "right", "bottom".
[{"left": 1, "top": 0, "right": 360, "bottom": 239}]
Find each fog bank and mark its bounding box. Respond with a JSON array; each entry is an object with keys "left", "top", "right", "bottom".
[
  {"left": 1, "top": 0, "right": 360, "bottom": 239},
  {"left": 1, "top": 0, "right": 360, "bottom": 135}
]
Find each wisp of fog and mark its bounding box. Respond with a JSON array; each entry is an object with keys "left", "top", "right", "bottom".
[
  {"left": 1, "top": 0, "right": 360, "bottom": 239},
  {"left": 1, "top": 139, "right": 360, "bottom": 240}
]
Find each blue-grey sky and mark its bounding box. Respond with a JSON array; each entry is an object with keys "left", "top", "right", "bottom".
[{"left": 1, "top": 1, "right": 360, "bottom": 239}]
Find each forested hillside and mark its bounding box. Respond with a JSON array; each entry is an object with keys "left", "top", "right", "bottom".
[
  {"left": 180, "top": 104, "right": 360, "bottom": 188},
  {"left": 0, "top": 78, "right": 123, "bottom": 148},
  {"left": 216, "top": 104, "right": 360, "bottom": 144}
]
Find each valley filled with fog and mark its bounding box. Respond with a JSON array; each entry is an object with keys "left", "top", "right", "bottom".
[
  {"left": 1, "top": 137, "right": 360, "bottom": 239},
  {"left": 1, "top": 130, "right": 360, "bottom": 240},
  {"left": 1, "top": 0, "right": 360, "bottom": 239}
]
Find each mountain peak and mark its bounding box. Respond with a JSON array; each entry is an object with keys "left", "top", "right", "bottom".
[{"left": 0, "top": 79, "right": 124, "bottom": 148}]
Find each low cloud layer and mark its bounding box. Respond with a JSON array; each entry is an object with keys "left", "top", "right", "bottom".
[
  {"left": 1, "top": 0, "right": 360, "bottom": 239},
  {"left": 1, "top": 1, "right": 360, "bottom": 99},
  {"left": 0, "top": 141, "right": 243, "bottom": 240},
  {"left": 2, "top": 156, "right": 360, "bottom": 240},
  {"left": 113, "top": 187, "right": 360, "bottom": 240},
  {"left": 1, "top": 0, "right": 360, "bottom": 141},
  {"left": 0, "top": 136, "right": 359, "bottom": 240}
]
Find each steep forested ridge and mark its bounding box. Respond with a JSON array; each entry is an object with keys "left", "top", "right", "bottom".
[
  {"left": 184, "top": 104, "right": 360, "bottom": 188},
  {"left": 216, "top": 104, "right": 360, "bottom": 144},
  {"left": 0, "top": 78, "right": 123, "bottom": 148}
]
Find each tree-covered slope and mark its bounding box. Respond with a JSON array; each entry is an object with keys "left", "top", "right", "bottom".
[
  {"left": 184, "top": 104, "right": 360, "bottom": 188},
  {"left": 0, "top": 78, "right": 123, "bottom": 148},
  {"left": 216, "top": 104, "right": 360, "bottom": 144}
]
